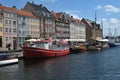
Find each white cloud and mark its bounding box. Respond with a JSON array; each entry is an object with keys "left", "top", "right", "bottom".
[
  {"left": 102, "top": 18, "right": 107, "bottom": 22},
  {"left": 96, "top": 5, "right": 102, "bottom": 9},
  {"left": 65, "top": 10, "right": 80, "bottom": 14},
  {"left": 110, "top": 18, "right": 119, "bottom": 24},
  {"left": 71, "top": 14, "right": 81, "bottom": 19},
  {"left": 104, "top": 5, "right": 120, "bottom": 13},
  {"left": 96, "top": 5, "right": 120, "bottom": 13},
  {"left": 40, "top": 0, "right": 57, "bottom": 3},
  {"left": 64, "top": 10, "right": 81, "bottom": 19},
  {"left": 99, "top": 18, "right": 120, "bottom": 37}
]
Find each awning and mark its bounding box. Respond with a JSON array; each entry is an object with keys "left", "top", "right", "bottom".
[
  {"left": 25, "top": 39, "right": 37, "bottom": 42},
  {"left": 64, "top": 39, "right": 86, "bottom": 42},
  {"left": 97, "top": 39, "right": 109, "bottom": 42}
]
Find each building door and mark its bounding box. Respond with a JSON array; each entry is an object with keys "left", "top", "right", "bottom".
[
  {"left": 13, "top": 37, "right": 17, "bottom": 50},
  {"left": 0, "top": 36, "right": 2, "bottom": 47}
]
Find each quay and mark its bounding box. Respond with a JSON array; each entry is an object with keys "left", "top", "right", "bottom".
[
  {"left": 0, "top": 48, "right": 23, "bottom": 59},
  {"left": 0, "top": 41, "right": 119, "bottom": 59}
]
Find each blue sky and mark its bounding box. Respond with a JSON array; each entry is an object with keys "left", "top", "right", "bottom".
[{"left": 0, "top": 0, "right": 120, "bottom": 37}]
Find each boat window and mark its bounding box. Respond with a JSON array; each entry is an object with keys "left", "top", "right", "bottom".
[{"left": 45, "top": 42, "right": 48, "bottom": 44}]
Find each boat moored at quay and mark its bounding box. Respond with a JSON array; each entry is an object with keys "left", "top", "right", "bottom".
[
  {"left": 22, "top": 38, "right": 70, "bottom": 59},
  {"left": 0, "top": 53, "right": 18, "bottom": 66}
]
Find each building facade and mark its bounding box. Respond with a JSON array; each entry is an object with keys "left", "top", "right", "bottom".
[
  {"left": 70, "top": 18, "right": 86, "bottom": 41},
  {"left": 0, "top": 9, "right": 4, "bottom": 47},
  {"left": 23, "top": 2, "right": 55, "bottom": 39},
  {"left": 51, "top": 12, "right": 70, "bottom": 39},
  {"left": 0, "top": 5, "right": 18, "bottom": 49},
  {"left": 81, "top": 18, "right": 102, "bottom": 43},
  {"left": 17, "top": 10, "right": 39, "bottom": 45},
  {"left": 0, "top": 3, "right": 103, "bottom": 50}
]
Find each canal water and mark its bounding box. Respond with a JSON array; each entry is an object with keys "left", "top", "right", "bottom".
[{"left": 0, "top": 47, "right": 120, "bottom": 80}]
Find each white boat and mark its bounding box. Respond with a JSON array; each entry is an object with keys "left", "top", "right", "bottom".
[
  {"left": 0, "top": 53, "right": 18, "bottom": 66},
  {"left": 0, "top": 58, "right": 18, "bottom": 66}
]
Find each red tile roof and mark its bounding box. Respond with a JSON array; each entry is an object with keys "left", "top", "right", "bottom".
[
  {"left": 17, "top": 10, "right": 36, "bottom": 18},
  {"left": 0, "top": 5, "right": 17, "bottom": 12},
  {"left": 0, "top": 5, "right": 36, "bottom": 18},
  {"left": 72, "top": 18, "right": 80, "bottom": 24}
]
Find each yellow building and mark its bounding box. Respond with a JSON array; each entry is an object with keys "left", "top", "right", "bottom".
[
  {"left": 0, "top": 9, "right": 4, "bottom": 48},
  {"left": 17, "top": 10, "right": 39, "bottom": 45},
  {"left": 30, "top": 18, "right": 39, "bottom": 39}
]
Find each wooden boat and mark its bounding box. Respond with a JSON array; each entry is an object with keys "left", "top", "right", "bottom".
[
  {"left": 0, "top": 53, "right": 18, "bottom": 66},
  {"left": 23, "top": 38, "right": 70, "bottom": 59},
  {"left": 70, "top": 44, "right": 87, "bottom": 53},
  {"left": 87, "top": 45, "right": 101, "bottom": 51}
]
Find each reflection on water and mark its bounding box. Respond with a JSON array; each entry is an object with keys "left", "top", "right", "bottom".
[
  {"left": 1, "top": 47, "right": 120, "bottom": 80},
  {"left": 19, "top": 56, "right": 71, "bottom": 80},
  {"left": 0, "top": 64, "right": 18, "bottom": 80}
]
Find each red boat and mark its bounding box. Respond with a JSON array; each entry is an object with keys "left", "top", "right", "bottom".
[{"left": 23, "top": 38, "right": 70, "bottom": 59}]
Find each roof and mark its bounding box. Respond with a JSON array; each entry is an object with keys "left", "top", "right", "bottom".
[
  {"left": 72, "top": 18, "right": 81, "bottom": 24},
  {"left": 81, "top": 18, "right": 92, "bottom": 27},
  {"left": 51, "top": 11, "right": 71, "bottom": 23},
  {"left": 28, "top": 2, "right": 50, "bottom": 13},
  {"left": 0, "top": 5, "right": 37, "bottom": 18},
  {"left": 0, "top": 5, "right": 17, "bottom": 13},
  {"left": 26, "top": 2, "right": 53, "bottom": 18},
  {"left": 17, "top": 10, "right": 36, "bottom": 18}
]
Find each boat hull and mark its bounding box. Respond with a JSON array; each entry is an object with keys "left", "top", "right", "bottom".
[
  {"left": 23, "top": 47, "right": 70, "bottom": 59},
  {"left": 0, "top": 58, "right": 18, "bottom": 66},
  {"left": 70, "top": 45, "right": 87, "bottom": 53},
  {"left": 108, "top": 43, "right": 117, "bottom": 47}
]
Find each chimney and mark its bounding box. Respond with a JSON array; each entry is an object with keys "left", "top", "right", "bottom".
[
  {"left": 39, "top": 4, "right": 43, "bottom": 8},
  {"left": 12, "top": 6, "right": 17, "bottom": 9},
  {"left": 32, "top": 1, "right": 34, "bottom": 4},
  {"left": 71, "top": 16, "right": 73, "bottom": 18}
]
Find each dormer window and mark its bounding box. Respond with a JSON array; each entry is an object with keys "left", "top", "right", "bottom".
[
  {"left": 46, "top": 13, "right": 50, "bottom": 17},
  {"left": 37, "top": 10, "right": 40, "bottom": 12}
]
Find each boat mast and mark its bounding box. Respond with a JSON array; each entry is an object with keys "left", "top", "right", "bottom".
[
  {"left": 94, "top": 10, "right": 97, "bottom": 40},
  {"left": 101, "top": 19, "right": 103, "bottom": 38}
]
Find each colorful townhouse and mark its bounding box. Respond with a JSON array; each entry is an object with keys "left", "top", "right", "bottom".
[
  {"left": 23, "top": 2, "right": 55, "bottom": 39},
  {"left": 0, "top": 8, "right": 4, "bottom": 47},
  {"left": 17, "top": 9, "right": 39, "bottom": 46},
  {"left": 70, "top": 18, "right": 86, "bottom": 41},
  {"left": 0, "top": 2, "right": 103, "bottom": 50},
  {"left": 81, "top": 18, "right": 103, "bottom": 43},
  {"left": 0, "top": 5, "right": 18, "bottom": 49},
  {"left": 51, "top": 11, "right": 70, "bottom": 39}
]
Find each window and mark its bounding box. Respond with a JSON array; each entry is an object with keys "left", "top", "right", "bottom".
[
  {"left": 5, "top": 20, "right": 8, "bottom": 24},
  {"left": 13, "top": 29, "right": 17, "bottom": 33},
  {"left": 9, "top": 28, "right": 11, "bottom": 33},
  {"left": 0, "top": 27, "right": 2, "bottom": 32},
  {"left": 13, "top": 21, "right": 16, "bottom": 26},
  {"left": 5, "top": 28, "right": 8, "bottom": 33},
  {"left": 0, "top": 18, "right": 2, "bottom": 23},
  {"left": 9, "top": 37, "right": 12, "bottom": 41},
  {"left": 9, "top": 20, "right": 11, "bottom": 25},
  {"left": 5, "top": 36, "right": 8, "bottom": 41},
  {"left": 13, "top": 14, "right": 17, "bottom": 18}
]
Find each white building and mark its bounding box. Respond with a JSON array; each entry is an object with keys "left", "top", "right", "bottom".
[{"left": 70, "top": 18, "right": 86, "bottom": 41}]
